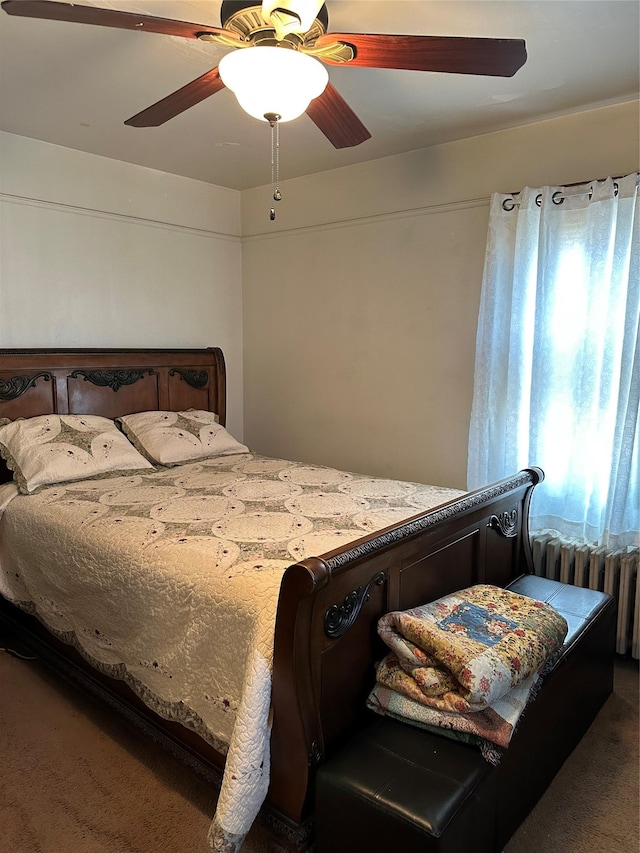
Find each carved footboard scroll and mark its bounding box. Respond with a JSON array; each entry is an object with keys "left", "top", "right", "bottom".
[{"left": 268, "top": 467, "right": 543, "bottom": 836}]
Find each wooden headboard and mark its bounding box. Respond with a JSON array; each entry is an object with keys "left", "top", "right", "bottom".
[{"left": 0, "top": 347, "right": 226, "bottom": 485}]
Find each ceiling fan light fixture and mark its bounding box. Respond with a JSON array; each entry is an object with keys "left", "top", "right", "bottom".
[{"left": 219, "top": 46, "right": 328, "bottom": 122}]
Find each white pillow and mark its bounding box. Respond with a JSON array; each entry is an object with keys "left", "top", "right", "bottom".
[
  {"left": 117, "top": 409, "right": 249, "bottom": 466},
  {"left": 0, "top": 414, "right": 154, "bottom": 495}
]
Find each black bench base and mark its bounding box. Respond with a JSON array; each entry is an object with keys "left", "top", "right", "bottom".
[{"left": 315, "top": 575, "right": 616, "bottom": 853}]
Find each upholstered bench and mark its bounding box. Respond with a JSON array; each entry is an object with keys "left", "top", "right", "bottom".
[{"left": 315, "top": 575, "right": 616, "bottom": 853}]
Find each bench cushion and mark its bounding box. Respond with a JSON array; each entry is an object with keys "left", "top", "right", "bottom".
[
  {"left": 507, "top": 574, "right": 612, "bottom": 650},
  {"left": 315, "top": 715, "right": 495, "bottom": 853}
]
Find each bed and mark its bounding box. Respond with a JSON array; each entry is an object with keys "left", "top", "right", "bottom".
[{"left": 0, "top": 347, "right": 542, "bottom": 852}]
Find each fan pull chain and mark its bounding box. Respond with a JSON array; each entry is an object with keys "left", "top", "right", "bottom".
[{"left": 266, "top": 113, "right": 282, "bottom": 221}]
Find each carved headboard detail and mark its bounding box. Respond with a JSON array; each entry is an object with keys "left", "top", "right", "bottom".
[{"left": 0, "top": 347, "right": 226, "bottom": 485}]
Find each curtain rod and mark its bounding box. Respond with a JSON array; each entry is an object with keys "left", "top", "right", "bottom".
[
  {"left": 503, "top": 173, "right": 638, "bottom": 211},
  {"left": 509, "top": 172, "right": 637, "bottom": 195},
  {"left": 555, "top": 173, "right": 634, "bottom": 189}
]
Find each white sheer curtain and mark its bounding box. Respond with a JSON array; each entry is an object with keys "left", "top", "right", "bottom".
[{"left": 468, "top": 173, "right": 639, "bottom": 549}]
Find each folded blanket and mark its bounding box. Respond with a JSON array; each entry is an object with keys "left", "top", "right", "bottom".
[{"left": 366, "top": 584, "right": 568, "bottom": 757}]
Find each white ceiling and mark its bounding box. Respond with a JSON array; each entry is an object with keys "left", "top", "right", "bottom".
[{"left": 1, "top": 1, "right": 638, "bottom": 190}]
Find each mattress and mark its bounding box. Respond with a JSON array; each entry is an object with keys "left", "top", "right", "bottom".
[{"left": 0, "top": 452, "right": 461, "bottom": 849}]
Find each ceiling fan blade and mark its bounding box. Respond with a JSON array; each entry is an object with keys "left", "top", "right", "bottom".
[
  {"left": 0, "top": 0, "right": 240, "bottom": 42},
  {"left": 125, "top": 67, "right": 225, "bottom": 127},
  {"left": 315, "top": 33, "right": 527, "bottom": 77},
  {"left": 305, "top": 83, "right": 371, "bottom": 149}
]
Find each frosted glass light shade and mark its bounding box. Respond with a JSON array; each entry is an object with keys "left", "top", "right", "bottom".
[{"left": 219, "top": 47, "right": 329, "bottom": 123}]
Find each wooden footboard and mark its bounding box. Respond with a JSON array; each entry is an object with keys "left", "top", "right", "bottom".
[{"left": 268, "top": 467, "right": 542, "bottom": 844}]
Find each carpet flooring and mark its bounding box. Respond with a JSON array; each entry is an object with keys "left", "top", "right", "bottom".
[{"left": 0, "top": 642, "right": 637, "bottom": 853}]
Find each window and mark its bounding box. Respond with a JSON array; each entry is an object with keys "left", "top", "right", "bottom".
[{"left": 468, "top": 175, "right": 639, "bottom": 549}]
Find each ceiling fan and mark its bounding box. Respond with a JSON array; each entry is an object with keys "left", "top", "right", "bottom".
[{"left": 1, "top": 0, "right": 528, "bottom": 149}]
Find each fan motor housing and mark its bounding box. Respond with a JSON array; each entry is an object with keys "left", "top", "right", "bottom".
[{"left": 220, "top": 1, "right": 329, "bottom": 31}]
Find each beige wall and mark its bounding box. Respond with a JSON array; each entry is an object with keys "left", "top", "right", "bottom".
[
  {"left": 241, "top": 100, "right": 640, "bottom": 488},
  {"left": 0, "top": 132, "right": 246, "bottom": 436}
]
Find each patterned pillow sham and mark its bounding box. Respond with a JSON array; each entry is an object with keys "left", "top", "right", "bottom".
[
  {"left": 116, "top": 409, "right": 249, "bottom": 466},
  {"left": 0, "top": 414, "right": 154, "bottom": 495}
]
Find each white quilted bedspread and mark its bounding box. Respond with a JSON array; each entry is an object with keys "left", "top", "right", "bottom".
[{"left": 0, "top": 453, "right": 461, "bottom": 851}]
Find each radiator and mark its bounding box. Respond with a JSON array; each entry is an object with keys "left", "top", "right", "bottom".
[{"left": 530, "top": 534, "right": 640, "bottom": 659}]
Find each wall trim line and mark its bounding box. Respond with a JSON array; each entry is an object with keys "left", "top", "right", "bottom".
[
  {"left": 0, "top": 192, "right": 241, "bottom": 243},
  {"left": 242, "top": 195, "right": 490, "bottom": 241}
]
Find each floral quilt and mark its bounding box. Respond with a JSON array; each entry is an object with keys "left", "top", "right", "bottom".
[{"left": 367, "top": 584, "right": 568, "bottom": 759}]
